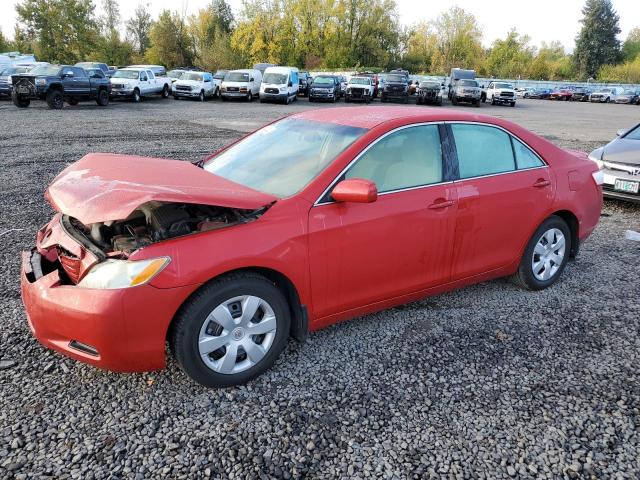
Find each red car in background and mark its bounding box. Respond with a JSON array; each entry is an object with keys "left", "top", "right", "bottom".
[
  {"left": 549, "top": 89, "right": 574, "bottom": 101},
  {"left": 21, "top": 107, "right": 603, "bottom": 387}
]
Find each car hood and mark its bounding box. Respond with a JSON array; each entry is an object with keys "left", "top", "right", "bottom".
[
  {"left": 110, "top": 77, "right": 138, "bottom": 85},
  {"left": 46, "top": 153, "right": 277, "bottom": 224},
  {"left": 174, "top": 79, "right": 202, "bottom": 88},
  {"left": 601, "top": 139, "right": 640, "bottom": 165}
]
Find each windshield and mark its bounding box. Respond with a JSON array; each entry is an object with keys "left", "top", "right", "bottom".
[
  {"left": 226, "top": 72, "right": 249, "bottom": 82},
  {"left": 313, "top": 76, "right": 335, "bottom": 85},
  {"left": 386, "top": 74, "right": 405, "bottom": 83},
  {"left": 204, "top": 119, "right": 367, "bottom": 197},
  {"left": 112, "top": 70, "right": 140, "bottom": 79},
  {"left": 419, "top": 82, "right": 439, "bottom": 88},
  {"left": 263, "top": 72, "right": 287, "bottom": 84},
  {"left": 182, "top": 72, "right": 203, "bottom": 82},
  {"left": 624, "top": 124, "right": 640, "bottom": 140},
  {"left": 494, "top": 83, "right": 512, "bottom": 89},
  {"left": 459, "top": 79, "right": 478, "bottom": 87},
  {"left": 349, "top": 77, "right": 370, "bottom": 85},
  {"left": 167, "top": 70, "right": 184, "bottom": 79},
  {"left": 29, "top": 65, "right": 62, "bottom": 76}
]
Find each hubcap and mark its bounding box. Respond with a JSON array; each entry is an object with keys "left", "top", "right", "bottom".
[
  {"left": 198, "top": 295, "right": 277, "bottom": 375},
  {"left": 532, "top": 228, "right": 566, "bottom": 281}
]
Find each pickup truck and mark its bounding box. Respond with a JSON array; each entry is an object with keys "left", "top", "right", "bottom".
[
  {"left": 10, "top": 64, "right": 111, "bottom": 109},
  {"left": 172, "top": 71, "right": 218, "bottom": 101},
  {"left": 109, "top": 67, "right": 171, "bottom": 102},
  {"left": 485, "top": 81, "right": 516, "bottom": 106}
]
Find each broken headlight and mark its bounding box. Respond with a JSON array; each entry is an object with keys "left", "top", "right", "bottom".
[{"left": 77, "top": 257, "right": 170, "bottom": 289}]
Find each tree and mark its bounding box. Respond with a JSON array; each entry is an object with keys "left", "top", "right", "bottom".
[
  {"left": 622, "top": 28, "right": 640, "bottom": 61},
  {"left": 189, "top": 2, "right": 237, "bottom": 70},
  {"left": 573, "top": 0, "right": 621, "bottom": 79},
  {"left": 146, "top": 10, "right": 194, "bottom": 68},
  {"left": 485, "top": 30, "right": 534, "bottom": 78},
  {"left": 126, "top": 3, "right": 154, "bottom": 56},
  {"left": 403, "top": 22, "right": 439, "bottom": 73},
  {"left": 429, "top": 7, "right": 483, "bottom": 74},
  {"left": 94, "top": 0, "right": 133, "bottom": 65},
  {"left": 15, "top": 0, "right": 99, "bottom": 63},
  {"left": 0, "top": 30, "right": 8, "bottom": 52}
]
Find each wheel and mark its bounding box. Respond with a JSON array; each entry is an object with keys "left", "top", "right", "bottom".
[
  {"left": 132, "top": 89, "right": 141, "bottom": 103},
  {"left": 512, "top": 216, "right": 571, "bottom": 291},
  {"left": 199, "top": 91, "right": 205, "bottom": 102},
  {"left": 491, "top": 97, "right": 496, "bottom": 105},
  {"left": 365, "top": 97, "right": 370, "bottom": 104},
  {"left": 170, "top": 272, "right": 291, "bottom": 387},
  {"left": 46, "top": 90, "right": 64, "bottom": 109},
  {"left": 332, "top": 93, "right": 337, "bottom": 103},
  {"left": 451, "top": 96, "right": 457, "bottom": 105},
  {"left": 309, "top": 97, "right": 314, "bottom": 102},
  {"left": 247, "top": 92, "right": 253, "bottom": 101},
  {"left": 510, "top": 102, "right": 515, "bottom": 107},
  {"left": 68, "top": 97, "right": 79, "bottom": 106},
  {"left": 96, "top": 89, "right": 109, "bottom": 106},
  {"left": 605, "top": 97, "right": 610, "bottom": 103},
  {"left": 161, "top": 85, "right": 169, "bottom": 98},
  {"left": 173, "top": 95, "right": 179, "bottom": 100},
  {"left": 11, "top": 91, "right": 30, "bottom": 108}
]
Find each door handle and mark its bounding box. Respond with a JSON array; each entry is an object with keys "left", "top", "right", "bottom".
[
  {"left": 428, "top": 199, "right": 455, "bottom": 210},
  {"left": 533, "top": 179, "right": 551, "bottom": 188}
]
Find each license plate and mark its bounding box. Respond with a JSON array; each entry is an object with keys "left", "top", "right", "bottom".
[
  {"left": 614, "top": 179, "right": 640, "bottom": 193},
  {"left": 17, "top": 86, "right": 30, "bottom": 94}
]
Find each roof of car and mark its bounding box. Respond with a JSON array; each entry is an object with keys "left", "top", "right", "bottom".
[{"left": 291, "top": 106, "right": 503, "bottom": 130}]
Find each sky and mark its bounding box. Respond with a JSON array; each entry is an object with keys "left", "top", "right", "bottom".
[{"left": 1, "top": 0, "right": 637, "bottom": 53}]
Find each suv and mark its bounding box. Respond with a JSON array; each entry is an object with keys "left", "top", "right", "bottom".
[
  {"left": 450, "top": 79, "right": 481, "bottom": 107},
  {"left": 11, "top": 64, "right": 111, "bottom": 109},
  {"left": 309, "top": 75, "right": 341, "bottom": 102},
  {"left": 380, "top": 72, "right": 409, "bottom": 103},
  {"left": 485, "top": 81, "right": 516, "bottom": 106}
]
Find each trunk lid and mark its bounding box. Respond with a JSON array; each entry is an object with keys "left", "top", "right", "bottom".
[{"left": 46, "top": 153, "right": 277, "bottom": 224}]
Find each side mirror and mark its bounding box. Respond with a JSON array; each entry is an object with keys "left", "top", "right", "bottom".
[
  {"left": 331, "top": 179, "right": 377, "bottom": 203},
  {"left": 616, "top": 128, "right": 627, "bottom": 137},
  {"left": 250, "top": 77, "right": 254, "bottom": 82}
]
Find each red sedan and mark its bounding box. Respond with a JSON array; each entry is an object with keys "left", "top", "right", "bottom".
[
  {"left": 21, "top": 107, "right": 603, "bottom": 387},
  {"left": 549, "top": 89, "right": 574, "bottom": 101}
]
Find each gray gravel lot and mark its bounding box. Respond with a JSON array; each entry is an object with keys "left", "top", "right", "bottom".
[{"left": 1, "top": 96, "right": 639, "bottom": 479}]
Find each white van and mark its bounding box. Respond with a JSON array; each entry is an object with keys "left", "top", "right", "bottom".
[
  {"left": 260, "top": 66, "right": 299, "bottom": 104},
  {"left": 221, "top": 69, "right": 262, "bottom": 101}
]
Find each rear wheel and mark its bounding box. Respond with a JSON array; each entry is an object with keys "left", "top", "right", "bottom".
[
  {"left": 161, "top": 85, "right": 169, "bottom": 98},
  {"left": 512, "top": 216, "right": 571, "bottom": 291},
  {"left": 96, "top": 89, "right": 109, "bottom": 106},
  {"left": 46, "top": 90, "right": 64, "bottom": 109},
  {"left": 11, "top": 91, "right": 30, "bottom": 108},
  {"left": 199, "top": 90, "right": 205, "bottom": 102},
  {"left": 170, "top": 273, "right": 291, "bottom": 387}
]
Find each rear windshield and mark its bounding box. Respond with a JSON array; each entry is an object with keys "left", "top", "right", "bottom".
[
  {"left": 112, "top": 70, "right": 140, "bottom": 79},
  {"left": 459, "top": 80, "right": 478, "bottom": 87},
  {"left": 263, "top": 72, "right": 287, "bottom": 84},
  {"left": 29, "top": 65, "right": 62, "bottom": 76},
  {"left": 226, "top": 72, "right": 250, "bottom": 82}
]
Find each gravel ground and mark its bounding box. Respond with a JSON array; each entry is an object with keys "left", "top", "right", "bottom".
[{"left": 1, "top": 96, "right": 639, "bottom": 479}]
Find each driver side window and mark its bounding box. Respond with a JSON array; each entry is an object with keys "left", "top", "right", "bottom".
[{"left": 345, "top": 125, "right": 444, "bottom": 193}]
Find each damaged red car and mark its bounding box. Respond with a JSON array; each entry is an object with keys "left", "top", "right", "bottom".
[{"left": 21, "top": 107, "right": 603, "bottom": 387}]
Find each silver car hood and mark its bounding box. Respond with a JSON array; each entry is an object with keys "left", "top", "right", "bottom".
[{"left": 602, "top": 139, "right": 640, "bottom": 165}]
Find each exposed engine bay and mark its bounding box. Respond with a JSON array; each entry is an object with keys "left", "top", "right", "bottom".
[{"left": 68, "top": 201, "right": 267, "bottom": 257}]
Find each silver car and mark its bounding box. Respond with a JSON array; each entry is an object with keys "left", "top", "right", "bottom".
[{"left": 589, "top": 124, "right": 640, "bottom": 203}]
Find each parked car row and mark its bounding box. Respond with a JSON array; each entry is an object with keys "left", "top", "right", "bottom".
[{"left": 517, "top": 85, "right": 640, "bottom": 104}]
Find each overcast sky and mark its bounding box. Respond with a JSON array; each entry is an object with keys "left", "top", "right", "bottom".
[{"left": 1, "top": 0, "right": 637, "bottom": 53}]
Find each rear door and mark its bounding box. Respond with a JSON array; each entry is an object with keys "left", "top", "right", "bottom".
[
  {"left": 447, "top": 122, "right": 554, "bottom": 280},
  {"left": 308, "top": 123, "right": 457, "bottom": 319}
]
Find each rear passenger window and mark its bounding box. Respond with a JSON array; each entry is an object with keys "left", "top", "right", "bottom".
[
  {"left": 451, "top": 124, "right": 515, "bottom": 179},
  {"left": 513, "top": 138, "right": 544, "bottom": 169},
  {"left": 346, "top": 125, "right": 443, "bottom": 193}
]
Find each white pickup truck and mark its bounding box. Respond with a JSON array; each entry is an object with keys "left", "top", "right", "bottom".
[
  {"left": 172, "top": 71, "right": 218, "bottom": 101},
  {"left": 485, "top": 81, "right": 517, "bottom": 106},
  {"left": 109, "top": 67, "right": 170, "bottom": 102}
]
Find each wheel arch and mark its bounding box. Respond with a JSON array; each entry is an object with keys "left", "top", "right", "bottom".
[
  {"left": 166, "top": 266, "right": 308, "bottom": 343},
  {"left": 550, "top": 209, "right": 579, "bottom": 258}
]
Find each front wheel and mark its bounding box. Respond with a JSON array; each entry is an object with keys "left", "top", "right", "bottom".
[
  {"left": 132, "top": 89, "right": 141, "bottom": 103},
  {"left": 199, "top": 91, "right": 205, "bottom": 102},
  {"left": 96, "top": 89, "right": 109, "bottom": 106},
  {"left": 46, "top": 90, "right": 64, "bottom": 109},
  {"left": 170, "top": 273, "right": 291, "bottom": 387},
  {"left": 247, "top": 92, "right": 253, "bottom": 101},
  {"left": 11, "top": 91, "right": 30, "bottom": 108},
  {"left": 162, "top": 85, "right": 169, "bottom": 98},
  {"left": 512, "top": 216, "right": 571, "bottom": 291}
]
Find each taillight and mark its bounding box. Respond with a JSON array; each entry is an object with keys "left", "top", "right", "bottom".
[{"left": 591, "top": 170, "right": 604, "bottom": 186}]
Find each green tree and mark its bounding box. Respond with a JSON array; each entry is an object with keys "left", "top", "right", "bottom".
[
  {"left": 0, "top": 30, "right": 8, "bottom": 52},
  {"left": 430, "top": 6, "right": 483, "bottom": 74},
  {"left": 94, "top": 0, "right": 133, "bottom": 65},
  {"left": 15, "top": 0, "right": 98, "bottom": 63},
  {"left": 189, "top": 2, "right": 238, "bottom": 70},
  {"left": 403, "top": 21, "right": 439, "bottom": 73},
  {"left": 573, "top": 0, "right": 621, "bottom": 79},
  {"left": 485, "top": 29, "right": 534, "bottom": 78},
  {"left": 146, "top": 10, "right": 194, "bottom": 68},
  {"left": 126, "top": 3, "right": 154, "bottom": 56},
  {"left": 622, "top": 28, "right": 640, "bottom": 61}
]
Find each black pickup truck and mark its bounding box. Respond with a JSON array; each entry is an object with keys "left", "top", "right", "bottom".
[
  {"left": 380, "top": 72, "right": 409, "bottom": 103},
  {"left": 11, "top": 64, "right": 111, "bottom": 109}
]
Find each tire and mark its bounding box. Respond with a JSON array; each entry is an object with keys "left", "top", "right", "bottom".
[
  {"left": 132, "top": 89, "right": 141, "bottom": 103},
  {"left": 246, "top": 92, "right": 253, "bottom": 102},
  {"left": 511, "top": 216, "right": 571, "bottom": 291},
  {"left": 170, "top": 272, "right": 291, "bottom": 387},
  {"left": 46, "top": 90, "right": 64, "bottom": 109},
  {"left": 214, "top": 87, "right": 219, "bottom": 98},
  {"left": 510, "top": 102, "right": 515, "bottom": 107},
  {"left": 11, "top": 91, "right": 30, "bottom": 108},
  {"left": 161, "top": 85, "right": 169, "bottom": 98},
  {"left": 96, "top": 89, "right": 109, "bottom": 106},
  {"left": 173, "top": 95, "right": 179, "bottom": 100},
  {"left": 491, "top": 97, "right": 496, "bottom": 105},
  {"left": 452, "top": 96, "right": 458, "bottom": 105},
  {"left": 68, "top": 97, "right": 79, "bottom": 106},
  {"left": 199, "top": 91, "right": 205, "bottom": 102},
  {"left": 605, "top": 97, "right": 610, "bottom": 103}
]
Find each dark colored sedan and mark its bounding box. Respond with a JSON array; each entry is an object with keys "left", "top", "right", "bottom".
[
  {"left": 528, "top": 89, "right": 552, "bottom": 99},
  {"left": 614, "top": 89, "right": 640, "bottom": 105}
]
